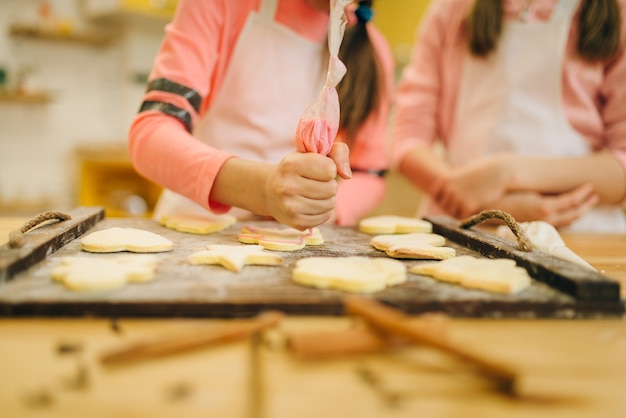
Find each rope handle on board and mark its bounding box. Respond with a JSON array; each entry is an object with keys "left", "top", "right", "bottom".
[
  {"left": 8, "top": 211, "right": 72, "bottom": 249},
  {"left": 459, "top": 210, "right": 534, "bottom": 252}
]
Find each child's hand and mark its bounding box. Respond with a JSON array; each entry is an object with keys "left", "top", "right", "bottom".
[
  {"left": 431, "top": 154, "right": 513, "bottom": 219},
  {"left": 484, "top": 184, "right": 599, "bottom": 228},
  {"left": 328, "top": 142, "right": 352, "bottom": 179},
  {"left": 265, "top": 145, "right": 349, "bottom": 230}
]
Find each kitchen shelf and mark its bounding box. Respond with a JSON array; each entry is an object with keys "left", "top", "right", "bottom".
[
  {"left": 0, "top": 90, "right": 53, "bottom": 103},
  {"left": 8, "top": 23, "right": 115, "bottom": 47}
]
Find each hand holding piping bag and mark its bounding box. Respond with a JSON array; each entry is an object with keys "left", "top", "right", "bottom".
[{"left": 295, "top": 0, "right": 351, "bottom": 156}]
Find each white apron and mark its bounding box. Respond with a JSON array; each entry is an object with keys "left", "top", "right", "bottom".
[
  {"left": 153, "top": 0, "right": 325, "bottom": 220},
  {"left": 422, "top": 0, "right": 626, "bottom": 233}
]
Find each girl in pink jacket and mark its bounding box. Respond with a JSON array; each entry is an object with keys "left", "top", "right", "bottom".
[
  {"left": 128, "top": 0, "right": 394, "bottom": 229},
  {"left": 393, "top": 0, "right": 626, "bottom": 232}
]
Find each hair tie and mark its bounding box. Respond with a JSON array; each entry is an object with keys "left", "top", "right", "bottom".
[{"left": 355, "top": 3, "right": 374, "bottom": 24}]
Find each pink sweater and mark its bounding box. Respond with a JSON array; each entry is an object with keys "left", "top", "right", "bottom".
[
  {"left": 392, "top": 0, "right": 626, "bottom": 176},
  {"left": 128, "top": 0, "right": 395, "bottom": 225}
]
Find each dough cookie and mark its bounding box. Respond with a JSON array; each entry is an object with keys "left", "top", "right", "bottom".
[
  {"left": 238, "top": 225, "right": 323, "bottom": 251},
  {"left": 292, "top": 256, "right": 407, "bottom": 293},
  {"left": 159, "top": 214, "right": 236, "bottom": 235},
  {"left": 188, "top": 244, "right": 283, "bottom": 272},
  {"left": 411, "top": 256, "right": 532, "bottom": 294},
  {"left": 81, "top": 227, "right": 173, "bottom": 253},
  {"left": 370, "top": 233, "right": 456, "bottom": 260},
  {"left": 359, "top": 215, "right": 433, "bottom": 235},
  {"left": 51, "top": 255, "right": 158, "bottom": 292}
]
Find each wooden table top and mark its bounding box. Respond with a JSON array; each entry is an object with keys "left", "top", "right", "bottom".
[{"left": 1, "top": 216, "right": 626, "bottom": 418}]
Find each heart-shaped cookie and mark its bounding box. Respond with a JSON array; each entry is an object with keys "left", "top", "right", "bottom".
[{"left": 81, "top": 227, "right": 173, "bottom": 253}]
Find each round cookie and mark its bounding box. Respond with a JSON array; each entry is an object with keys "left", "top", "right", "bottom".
[
  {"left": 159, "top": 214, "right": 236, "bottom": 235},
  {"left": 359, "top": 215, "right": 433, "bottom": 234}
]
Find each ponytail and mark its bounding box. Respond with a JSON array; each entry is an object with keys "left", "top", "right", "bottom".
[
  {"left": 468, "top": 0, "right": 503, "bottom": 56},
  {"left": 578, "top": 0, "right": 621, "bottom": 61},
  {"left": 337, "top": 0, "right": 384, "bottom": 143},
  {"left": 467, "top": 0, "right": 621, "bottom": 62}
]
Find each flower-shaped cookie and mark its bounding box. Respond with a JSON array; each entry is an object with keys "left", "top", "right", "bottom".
[
  {"left": 370, "top": 232, "right": 456, "bottom": 260},
  {"left": 358, "top": 215, "right": 433, "bottom": 234},
  {"left": 292, "top": 256, "right": 407, "bottom": 293},
  {"left": 52, "top": 255, "right": 158, "bottom": 292},
  {"left": 188, "top": 244, "right": 283, "bottom": 272},
  {"left": 411, "top": 256, "right": 531, "bottom": 294}
]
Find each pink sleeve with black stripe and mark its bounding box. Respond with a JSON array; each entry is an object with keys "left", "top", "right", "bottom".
[{"left": 127, "top": 0, "right": 241, "bottom": 213}]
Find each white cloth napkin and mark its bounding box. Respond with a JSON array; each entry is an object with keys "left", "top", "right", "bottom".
[{"left": 496, "top": 221, "right": 596, "bottom": 271}]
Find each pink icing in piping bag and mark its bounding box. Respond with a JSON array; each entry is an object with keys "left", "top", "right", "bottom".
[{"left": 295, "top": 0, "right": 350, "bottom": 156}]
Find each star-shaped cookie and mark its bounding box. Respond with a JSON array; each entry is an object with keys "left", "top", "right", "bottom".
[
  {"left": 370, "top": 232, "right": 456, "bottom": 260},
  {"left": 238, "top": 225, "right": 323, "bottom": 251},
  {"left": 188, "top": 244, "right": 283, "bottom": 272}
]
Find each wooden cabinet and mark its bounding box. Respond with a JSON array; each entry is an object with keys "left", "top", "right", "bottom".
[
  {"left": 82, "top": 0, "right": 178, "bottom": 23},
  {"left": 76, "top": 144, "right": 162, "bottom": 218}
]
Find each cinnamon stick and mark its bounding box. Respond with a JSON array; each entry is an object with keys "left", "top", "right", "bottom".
[
  {"left": 100, "top": 311, "right": 283, "bottom": 366},
  {"left": 288, "top": 314, "right": 447, "bottom": 358},
  {"left": 344, "top": 297, "right": 518, "bottom": 393},
  {"left": 288, "top": 329, "right": 402, "bottom": 358}
]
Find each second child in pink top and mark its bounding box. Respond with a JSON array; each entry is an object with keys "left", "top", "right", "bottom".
[{"left": 393, "top": 0, "right": 626, "bottom": 232}]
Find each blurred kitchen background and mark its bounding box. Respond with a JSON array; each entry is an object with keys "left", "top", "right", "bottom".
[{"left": 0, "top": 0, "right": 430, "bottom": 218}]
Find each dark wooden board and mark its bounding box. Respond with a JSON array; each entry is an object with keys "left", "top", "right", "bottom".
[
  {"left": 0, "top": 217, "right": 623, "bottom": 319},
  {"left": 0, "top": 207, "right": 105, "bottom": 283},
  {"left": 425, "top": 215, "right": 621, "bottom": 302}
]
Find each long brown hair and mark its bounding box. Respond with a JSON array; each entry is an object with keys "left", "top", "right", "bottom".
[
  {"left": 468, "top": 0, "right": 622, "bottom": 61},
  {"left": 337, "top": 0, "right": 384, "bottom": 143}
]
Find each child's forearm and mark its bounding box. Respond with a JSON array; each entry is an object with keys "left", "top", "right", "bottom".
[
  {"left": 509, "top": 152, "right": 626, "bottom": 204},
  {"left": 210, "top": 157, "right": 273, "bottom": 216},
  {"left": 398, "top": 146, "right": 451, "bottom": 196}
]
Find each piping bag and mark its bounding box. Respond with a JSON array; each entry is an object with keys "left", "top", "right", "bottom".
[
  {"left": 295, "top": 0, "right": 351, "bottom": 155},
  {"left": 496, "top": 221, "right": 596, "bottom": 271}
]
